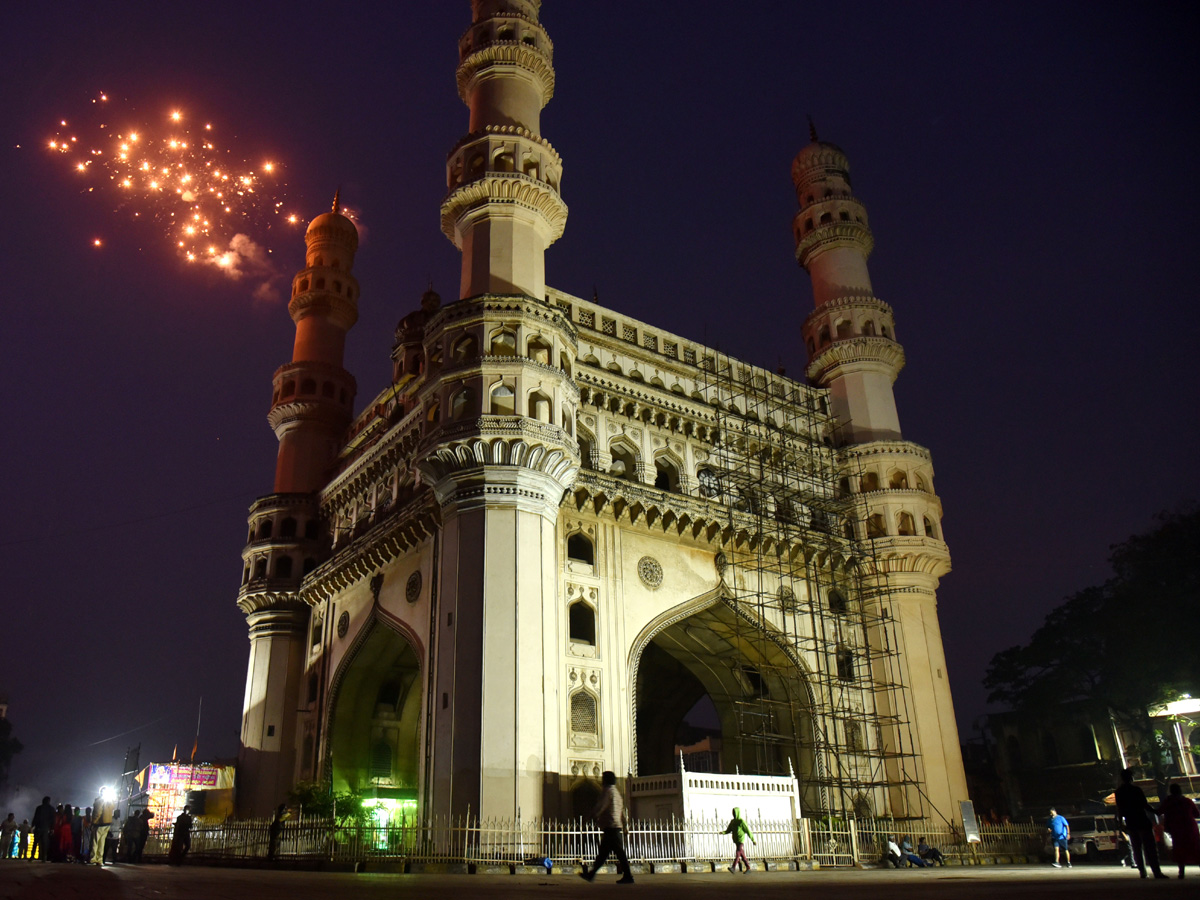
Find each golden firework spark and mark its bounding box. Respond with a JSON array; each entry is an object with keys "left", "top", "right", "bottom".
[{"left": 46, "top": 93, "right": 305, "bottom": 265}]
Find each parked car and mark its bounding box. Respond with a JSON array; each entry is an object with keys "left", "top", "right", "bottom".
[
  {"left": 1067, "top": 815, "right": 1121, "bottom": 861},
  {"left": 1041, "top": 814, "right": 1122, "bottom": 862}
]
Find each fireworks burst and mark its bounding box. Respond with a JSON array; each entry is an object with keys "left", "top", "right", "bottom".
[{"left": 44, "top": 92, "right": 332, "bottom": 298}]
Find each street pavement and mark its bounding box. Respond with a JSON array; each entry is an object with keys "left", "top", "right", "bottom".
[{"left": 1, "top": 861, "right": 1195, "bottom": 899}]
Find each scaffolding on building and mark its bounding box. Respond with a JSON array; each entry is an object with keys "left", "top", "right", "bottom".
[{"left": 694, "top": 348, "right": 929, "bottom": 822}]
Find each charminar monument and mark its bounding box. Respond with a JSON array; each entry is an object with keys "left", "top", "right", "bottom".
[{"left": 234, "top": 0, "right": 969, "bottom": 826}]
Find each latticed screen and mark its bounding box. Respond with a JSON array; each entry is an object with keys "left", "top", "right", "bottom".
[
  {"left": 370, "top": 739, "right": 393, "bottom": 779},
  {"left": 571, "top": 691, "right": 598, "bottom": 734}
]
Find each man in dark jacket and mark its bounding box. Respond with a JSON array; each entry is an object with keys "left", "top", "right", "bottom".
[
  {"left": 1114, "top": 768, "right": 1166, "bottom": 879},
  {"left": 30, "top": 797, "right": 54, "bottom": 862}
]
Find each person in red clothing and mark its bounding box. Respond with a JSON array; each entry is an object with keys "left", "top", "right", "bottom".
[{"left": 1159, "top": 783, "right": 1200, "bottom": 879}]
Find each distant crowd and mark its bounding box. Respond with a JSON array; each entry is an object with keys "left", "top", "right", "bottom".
[{"left": 0, "top": 795, "right": 159, "bottom": 864}]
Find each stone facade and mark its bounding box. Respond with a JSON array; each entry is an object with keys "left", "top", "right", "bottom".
[{"left": 234, "top": 1, "right": 969, "bottom": 824}]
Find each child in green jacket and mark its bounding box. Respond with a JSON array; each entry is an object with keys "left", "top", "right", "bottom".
[{"left": 722, "top": 807, "right": 756, "bottom": 872}]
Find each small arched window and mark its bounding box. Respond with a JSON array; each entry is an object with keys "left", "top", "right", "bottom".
[
  {"left": 489, "top": 330, "right": 517, "bottom": 356},
  {"left": 567, "top": 532, "right": 594, "bottom": 565},
  {"left": 257, "top": 520, "right": 273, "bottom": 540},
  {"left": 426, "top": 401, "right": 441, "bottom": 425},
  {"left": 275, "top": 556, "right": 293, "bottom": 578},
  {"left": 889, "top": 471, "right": 908, "bottom": 489},
  {"left": 490, "top": 383, "right": 515, "bottom": 415},
  {"left": 862, "top": 320, "right": 876, "bottom": 336},
  {"left": 818, "top": 327, "right": 831, "bottom": 347},
  {"left": 881, "top": 324, "right": 892, "bottom": 339},
  {"left": 527, "top": 336, "right": 552, "bottom": 365},
  {"left": 897, "top": 512, "right": 916, "bottom": 536},
  {"left": 529, "top": 390, "right": 552, "bottom": 424},
  {"left": 916, "top": 474, "right": 929, "bottom": 492},
  {"left": 452, "top": 334, "right": 478, "bottom": 363},
  {"left": 836, "top": 320, "right": 853, "bottom": 339},
  {"left": 829, "top": 589, "right": 848, "bottom": 614},
  {"left": 836, "top": 648, "right": 856, "bottom": 682},
  {"left": 866, "top": 513, "right": 886, "bottom": 537},
  {"left": 451, "top": 387, "right": 475, "bottom": 421},
  {"left": 653, "top": 457, "right": 680, "bottom": 492},
  {"left": 860, "top": 472, "right": 880, "bottom": 492},
  {"left": 570, "top": 691, "right": 598, "bottom": 734},
  {"left": 568, "top": 601, "right": 595, "bottom": 645},
  {"left": 923, "top": 516, "right": 938, "bottom": 538},
  {"left": 609, "top": 444, "right": 638, "bottom": 482},
  {"left": 253, "top": 559, "right": 267, "bottom": 579},
  {"left": 819, "top": 212, "right": 833, "bottom": 225}
]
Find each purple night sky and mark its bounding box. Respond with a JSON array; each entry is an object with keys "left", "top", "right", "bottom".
[{"left": 2, "top": 3, "right": 1196, "bottom": 804}]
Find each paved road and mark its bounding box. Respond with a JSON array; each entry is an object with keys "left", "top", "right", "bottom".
[{"left": 1, "top": 862, "right": 1193, "bottom": 899}]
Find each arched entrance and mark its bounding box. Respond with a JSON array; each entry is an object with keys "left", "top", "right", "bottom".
[
  {"left": 327, "top": 619, "right": 423, "bottom": 820},
  {"left": 632, "top": 596, "right": 818, "bottom": 804}
]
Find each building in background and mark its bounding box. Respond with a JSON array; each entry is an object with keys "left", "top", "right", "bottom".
[{"left": 233, "top": 0, "right": 968, "bottom": 824}]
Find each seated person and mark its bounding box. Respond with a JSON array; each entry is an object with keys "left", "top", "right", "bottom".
[
  {"left": 888, "top": 836, "right": 929, "bottom": 868},
  {"left": 917, "top": 836, "right": 946, "bottom": 866}
]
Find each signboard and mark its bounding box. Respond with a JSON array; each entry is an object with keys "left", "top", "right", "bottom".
[
  {"left": 147, "top": 764, "right": 226, "bottom": 789},
  {"left": 960, "top": 800, "right": 981, "bottom": 844}
]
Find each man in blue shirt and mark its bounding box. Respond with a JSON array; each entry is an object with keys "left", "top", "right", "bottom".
[{"left": 1047, "top": 808, "right": 1071, "bottom": 868}]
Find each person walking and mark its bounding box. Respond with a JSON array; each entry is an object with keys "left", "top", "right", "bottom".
[
  {"left": 1158, "top": 783, "right": 1200, "bottom": 879},
  {"left": 90, "top": 794, "right": 115, "bottom": 866},
  {"left": 1115, "top": 768, "right": 1166, "bottom": 879},
  {"left": 721, "top": 807, "right": 755, "bottom": 873},
  {"left": 267, "top": 804, "right": 289, "bottom": 860},
  {"left": 31, "top": 798, "right": 53, "bottom": 862},
  {"left": 580, "top": 771, "right": 634, "bottom": 885},
  {"left": 1047, "top": 808, "right": 1071, "bottom": 868},
  {"left": 0, "top": 814, "right": 16, "bottom": 858},
  {"left": 17, "top": 819, "right": 29, "bottom": 859}
]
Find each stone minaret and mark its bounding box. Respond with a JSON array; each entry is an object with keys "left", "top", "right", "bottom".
[
  {"left": 236, "top": 199, "right": 360, "bottom": 815},
  {"left": 441, "top": 0, "right": 567, "bottom": 300},
  {"left": 420, "top": 0, "right": 578, "bottom": 820},
  {"left": 793, "top": 130, "right": 968, "bottom": 821}
]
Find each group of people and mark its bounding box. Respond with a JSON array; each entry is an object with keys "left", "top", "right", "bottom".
[
  {"left": 1049, "top": 768, "right": 1200, "bottom": 879},
  {"left": 885, "top": 834, "right": 946, "bottom": 868},
  {"left": 15, "top": 796, "right": 158, "bottom": 864}
]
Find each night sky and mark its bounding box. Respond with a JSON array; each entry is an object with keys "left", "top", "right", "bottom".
[{"left": 3, "top": 2, "right": 1197, "bottom": 806}]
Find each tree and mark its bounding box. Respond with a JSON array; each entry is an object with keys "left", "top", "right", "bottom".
[
  {"left": 0, "top": 718, "right": 23, "bottom": 785},
  {"left": 984, "top": 505, "right": 1200, "bottom": 785}
]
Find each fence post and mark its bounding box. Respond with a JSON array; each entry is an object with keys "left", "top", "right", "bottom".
[
  {"left": 800, "top": 818, "right": 811, "bottom": 859},
  {"left": 849, "top": 818, "right": 859, "bottom": 865}
]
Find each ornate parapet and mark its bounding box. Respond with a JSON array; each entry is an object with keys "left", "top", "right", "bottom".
[
  {"left": 440, "top": 171, "right": 568, "bottom": 248},
  {"left": 457, "top": 40, "right": 555, "bottom": 106},
  {"left": 805, "top": 335, "right": 905, "bottom": 384}
]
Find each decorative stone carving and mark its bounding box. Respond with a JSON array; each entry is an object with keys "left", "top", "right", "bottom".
[
  {"left": 405, "top": 571, "right": 421, "bottom": 603},
  {"left": 336, "top": 611, "right": 349, "bottom": 638},
  {"left": 637, "top": 556, "right": 663, "bottom": 589}
]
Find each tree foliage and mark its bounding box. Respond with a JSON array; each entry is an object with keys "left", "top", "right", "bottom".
[
  {"left": 984, "top": 505, "right": 1200, "bottom": 778},
  {"left": 0, "top": 718, "right": 23, "bottom": 785}
]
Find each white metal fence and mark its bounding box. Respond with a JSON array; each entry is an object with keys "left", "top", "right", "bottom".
[{"left": 143, "top": 815, "right": 1043, "bottom": 868}]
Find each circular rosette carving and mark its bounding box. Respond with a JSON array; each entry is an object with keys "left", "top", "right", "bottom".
[{"left": 638, "top": 556, "right": 663, "bottom": 589}]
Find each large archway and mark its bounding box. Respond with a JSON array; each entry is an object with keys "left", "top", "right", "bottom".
[
  {"left": 327, "top": 619, "right": 423, "bottom": 818},
  {"left": 633, "top": 597, "right": 818, "bottom": 801}
]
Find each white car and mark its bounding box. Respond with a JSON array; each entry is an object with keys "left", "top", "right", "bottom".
[{"left": 1066, "top": 815, "right": 1121, "bottom": 861}]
